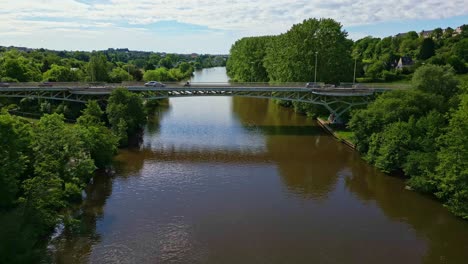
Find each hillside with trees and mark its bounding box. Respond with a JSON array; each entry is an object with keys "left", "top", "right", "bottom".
[
  {"left": 0, "top": 47, "right": 227, "bottom": 83},
  {"left": 352, "top": 25, "right": 468, "bottom": 82}
]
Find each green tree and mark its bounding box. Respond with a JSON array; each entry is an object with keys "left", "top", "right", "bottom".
[
  {"left": 264, "top": 18, "right": 353, "bottom": 84},
  {"left": 366, "top": 121, "right": 413, "bottom": 173},
  {"left": 1, "top": 56, "right": 41, "bottom": 82},
  {"left": 453, "top": 38, "right": 468, "bottom": 62},
  {"left": 143, "top": 68, "right": 170, "bottom": 81},
  {"left": 87, "top": 52, "right": 109, "bottom": 82},
  {"left": 109, "top": 67, "right": 133, "bottom": 83},
  {"left": 77, "top": 101, "right": 118, "bottom": 168},
  {"left": 159, "top": 57, "right": 173, "bottom": 69},
  {"left": 434, "top": 94, "right": 468, "bottom": 218},
  {"left": 404, "top": 111, "right": 446, "bottom": 193},
  {"left": 32, "top": 114, "right": 95, "bottom": 188},
  {"left": 226, "top": 36, "right": 272, "bottom": 82},
  {"left": 0, "top": 113, "right": 32, "bottom": 208},
  {"left": 412, "top": 64, "right": 459, "bottom": 99},
  {"left": 348, "top": 89, "right": 444, "bottom": 153},
  {"left": 419, "top": 38, "right": 435, "bottom": 60},
  {"left": 106, "top": 88, "right": 146, "bottom": 146},
  {"left": 43, "top": 64, "right": 80, "bottom": 82}
]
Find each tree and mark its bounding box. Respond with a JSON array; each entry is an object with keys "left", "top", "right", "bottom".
[
  {"left": 77, "top": 101, "right": 118, "bottom": 168},
  {"left": 178, "top": 62, "right": 192, "bottom": 74},
  {"left": 453, "top": 38, "right": 468, "bottom": 62},
  {"left": 348, "top": 89, "right": 444, "bottom": 153},
  {"left": 143, "top": 68, "right": 170, "bottom": 81},
  {"left": 106, "top": 88, "right": 146, "bottom": 146},
  {"left": 159, "top": 57, "right": 173, "bottom": 69},
  {"left": 87, "top": 52, "right": 109, "bottom": 82},
  {"left": 447, "top": 56, "right": 467, "bottom": 74},
  {"left": 366, "top": 121, "right": 413, "bottom": 173},
  {"left": 226, "top": 36, "right": 272, "bottom": 82},
  {"left": 263, "top": 18, "right": 353, "bottom": 84},
  {"left": 404, "top": 111, "right": 446, "bottom": 193},
  {"left": 0, "top": 113, "right": 32, "bottom": 208},
  {"left": 109, "top": 67, "right": 133, "bottom": 83},
  {"left": 1, "top": 56, "right": 41, "bottom": 82},
  {"left": 435, "top": 94, "right": 468, "bottom": 218},
  {"left": 412, "top": 64, "right": 459, "bottom": 99},
  {"left": 43, "top": 64, "right": 80, "bottom": 82},
  {"left": 419, "top": 38, "right": 435, "bottom": 60},
  {"left": 32, "top": 113, "right": 95, "bottom": 188}
]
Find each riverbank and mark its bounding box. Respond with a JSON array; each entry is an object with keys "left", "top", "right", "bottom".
[{"left": 316, "top": 118, "right": 356, "bottom": 149}]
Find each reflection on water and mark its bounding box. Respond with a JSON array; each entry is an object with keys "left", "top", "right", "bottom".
[{"left": 49, "top": 68, "right": 468, "bottom": 264}]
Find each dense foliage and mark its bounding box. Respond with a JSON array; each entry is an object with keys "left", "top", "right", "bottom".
[
  {"left": 352, "top": 25, "right": 468, "bottom": 82},
  {"left": 0, "top": 47, "right": 227, "bottom": 83},
  {"left": 0, "top": 101, "right": 120, "bottom": 263},
  {"left": 349, "top": 65, "right": 468, "bottom": 218},
  {"left": 106, "top": 88, "right": 147, "bottom": 146},
  {"left": 227, "top": 18, "right": 353, "bottom": 84}
]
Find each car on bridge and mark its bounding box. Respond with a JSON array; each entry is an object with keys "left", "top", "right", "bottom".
[
  {"left": 38, "top": 82, "right": 53, "bottom": 87},
  {"left": 144, "top": 81, "right": 166, "bottom": 87},
  {"left": 305, "top": 82, "right": 321, "bottom": 88},
  {"left": 0, "top": 82, "right": 10, "bottom": 87}
]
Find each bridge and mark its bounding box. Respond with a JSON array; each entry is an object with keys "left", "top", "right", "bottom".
[{"left": 0, "top": 82, "right": 396, "bottom": 123}]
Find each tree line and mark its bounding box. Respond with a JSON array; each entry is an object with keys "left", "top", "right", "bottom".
[
  {"left": 0, "top": 88, "right": 148, "bottom": 263},
  {"left": 227, "top": 19, "right": 467, "bottom": 84},
  {"left": 0, "top": 47, "right": 227, "bottom": 83},
  {"left": 227, "top": 18, "right": 354, "bottom": 84}
]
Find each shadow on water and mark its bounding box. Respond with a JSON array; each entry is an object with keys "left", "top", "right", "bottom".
[
  {"left": 232, "top": 96, "right": 468, "bottom": 263},
  {"left": 344, "top": 156, "right": 468, "bottom": 264},
  {"left": 49, "top": 171, "right": 115, "bottom": 263},
  {"left": 243, "top": 125, "right": 323, "bottom": 136}
]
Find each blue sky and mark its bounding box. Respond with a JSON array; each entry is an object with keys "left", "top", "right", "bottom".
[{"left": 0, "top": 0, "right": 467, "bottom": 54}]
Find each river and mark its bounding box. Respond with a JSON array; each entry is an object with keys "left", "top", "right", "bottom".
[{"left": 49, "top": 67, "right": 468, "bottom": 263}]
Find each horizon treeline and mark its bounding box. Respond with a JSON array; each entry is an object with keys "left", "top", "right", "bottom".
[{"left": 0, "top": 47, "right": 227, "bottom": 83}]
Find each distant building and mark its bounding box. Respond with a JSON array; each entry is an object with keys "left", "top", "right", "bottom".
[
  {"left": 454, "top": 26, "right": 463, "bottom": 35},
  {"left": 396, "top": 56, "right": 414, "bottom": 69},
  {"left": 420, "top": 30, "right": 433, "bottom": 38},
  {"left": 395, "top": 32, "right": 408, "bottom": 38}
]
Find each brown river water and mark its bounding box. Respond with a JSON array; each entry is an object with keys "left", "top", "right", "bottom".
[{"left": 49, "top": 67, "right": 468, "bottom": 264}]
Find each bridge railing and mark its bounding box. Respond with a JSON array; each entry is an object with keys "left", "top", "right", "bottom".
[{"left": 2, "top": 81, "right": 409, "bottom": 90}]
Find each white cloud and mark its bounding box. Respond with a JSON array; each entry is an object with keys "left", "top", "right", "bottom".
[{"left": 0, "top": 0, "right": 467, "bottom": 52}]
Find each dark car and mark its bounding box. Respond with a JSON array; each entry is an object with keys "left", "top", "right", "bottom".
[
  {"left": 0, "top": 82, "right": 10, "bottom": 87},
  {"left": 38, "top": 82, "right": 53, "bottom": 87}
]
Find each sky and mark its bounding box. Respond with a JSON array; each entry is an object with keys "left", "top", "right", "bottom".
[{"left": 0, "top": 0, "right": 467, "bottom": 54}]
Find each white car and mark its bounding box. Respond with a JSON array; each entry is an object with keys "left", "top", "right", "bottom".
[{"left": 144, "top": 81, "right": 166, "bottom": 87}]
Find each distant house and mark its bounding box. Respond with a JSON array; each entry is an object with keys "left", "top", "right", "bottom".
[
  {"left": 454, "top": 26, "right": 463, "bottom": 35},
  {"left": 420, "top": 30, "right": 433, "bottom": 38},
  {"left": 396, "top": 57, "right": 414, "bottom": 69},
  {"left": 395, "top": 32, "right": 408, "bottom": 38}
]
